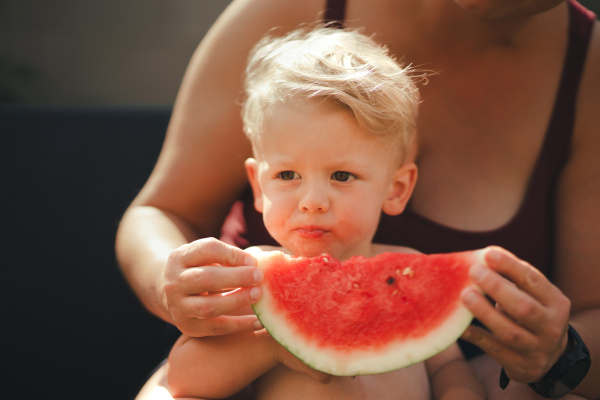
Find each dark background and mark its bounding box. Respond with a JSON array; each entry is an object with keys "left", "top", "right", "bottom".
[
  {"left": 1, "top": 0, "right": 598, "bottom": 105},
  {"left": 0, "top": 1, "right": 232, "bottom": 104},
  {"left": 1, "top": 106, "right": 176, "bottom": 400}
]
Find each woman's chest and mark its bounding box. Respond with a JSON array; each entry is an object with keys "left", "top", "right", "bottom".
[{"left": 408, "top": 73, "right": 556, "bottom": 231}]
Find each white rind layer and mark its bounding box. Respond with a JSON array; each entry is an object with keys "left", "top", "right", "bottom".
[{"left": 251, "top": 248, "right": 487, "bottom": 376}]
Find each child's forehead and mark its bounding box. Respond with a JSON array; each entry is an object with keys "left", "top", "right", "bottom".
[
  {"left": 259, "top": 101, "right": 355, "bottom": 139},
  {"left": 252, "top": 101, "right": 404, "bottom": 168},
  {"left": 259, "top": 99, "right": 402, "bottom": 147},
  {"left": 265, "top": 97, "right": 347, "bottom": 118}
]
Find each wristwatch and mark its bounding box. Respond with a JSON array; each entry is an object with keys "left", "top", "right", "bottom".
[{"left": 499, "top": 324, "right": 591, "bottom": 399}]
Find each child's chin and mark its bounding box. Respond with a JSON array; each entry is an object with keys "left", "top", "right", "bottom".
[{"left": 288, "top": 243, "right": 339, "bottom": 259}]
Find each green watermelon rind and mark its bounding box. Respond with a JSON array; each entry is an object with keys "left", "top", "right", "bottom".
[{"left": 251, "top": 249, "right": 485, "bottom": 376}]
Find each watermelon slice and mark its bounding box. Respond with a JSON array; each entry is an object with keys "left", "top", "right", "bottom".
[{"left": 251, "top": 249, "right": 486, "bottom": 376}]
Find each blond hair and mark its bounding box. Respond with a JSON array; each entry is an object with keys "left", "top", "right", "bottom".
[{"left": 241, "top": 26, "right": 420, "bottom": 161}]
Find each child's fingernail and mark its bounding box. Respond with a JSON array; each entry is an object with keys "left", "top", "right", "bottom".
[
  {"left": 253, "top": 320, "right": 263, "bottom": 330},
  {"left": 486, "top": 247, "right": 501, "bottom": 262},
  {"left": 253, "top": 269, "right": 264, "bottom": 284},
  {"left": 250, "top": 286, "right": 262, "bottom": 301},
  {"left": 470, "top": 264, "right": 488, "bottom": 283},
  {"left": 462, "top": 289, "right": 478, "bottom": 306}
]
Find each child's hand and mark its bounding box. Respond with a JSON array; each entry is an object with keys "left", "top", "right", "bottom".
[{"left": 163, "top": 237, "right": 265, "bottom": 337}]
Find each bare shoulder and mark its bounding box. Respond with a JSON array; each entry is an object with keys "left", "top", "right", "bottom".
[
  {"left": 554, "top": 18, "right": 600, "bottom": 310},
  {"left": 372, "top": 243, "right": 421, "bottom": 255}
]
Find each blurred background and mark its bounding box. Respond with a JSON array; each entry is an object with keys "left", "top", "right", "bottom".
[
  {"left": 2, "top": 0, "right": 598, "bottom": 105},
  {"left": 0, "top": 0, "right": 232, "bottom": 104}
]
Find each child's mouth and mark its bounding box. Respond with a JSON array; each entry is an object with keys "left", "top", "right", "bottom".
[{"left": 295, "top": 226, "right": 328, "bottom": 238}]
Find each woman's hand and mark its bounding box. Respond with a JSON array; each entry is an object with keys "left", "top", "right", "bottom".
[
  {"left": 460, "top": 246, "right": 571, "bottom": 384},
  {"left": 163, "top": 237, "right": 265, "bottom": 337}
]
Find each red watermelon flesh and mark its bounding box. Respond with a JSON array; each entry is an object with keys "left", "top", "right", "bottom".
[{"left": 250, "top": 249, "right": 486, "bottom": 376}]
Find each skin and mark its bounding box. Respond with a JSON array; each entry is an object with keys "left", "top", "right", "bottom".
[
  {"left": 116, "top": 0, "right": 600, "bottom": 398},
  {"left": 244, "top": 101, "right": 416, "bottom": 261}
]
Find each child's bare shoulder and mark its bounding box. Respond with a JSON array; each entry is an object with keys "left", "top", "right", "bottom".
[{"left": 372, "top": 243, "right": 421, "bottom": 256}]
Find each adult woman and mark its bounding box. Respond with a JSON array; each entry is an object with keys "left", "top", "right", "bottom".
[{"left": 116, "top": 0, "right": 600, "bottom": 398}]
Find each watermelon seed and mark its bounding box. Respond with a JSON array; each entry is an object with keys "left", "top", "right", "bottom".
[{"left": 386, "top": 276, "right": 395, "bottom": 285}]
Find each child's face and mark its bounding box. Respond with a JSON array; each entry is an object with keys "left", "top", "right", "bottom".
[{"left": 246, "top": 100, "right": 416, "bottom": 260}]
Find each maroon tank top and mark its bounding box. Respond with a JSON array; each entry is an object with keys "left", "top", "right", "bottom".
[{"left": 221, "top": 0, "right": 595, "bottom": 282}]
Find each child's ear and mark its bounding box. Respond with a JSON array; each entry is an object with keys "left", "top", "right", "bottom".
[
  {"left": 382, "top": 162, "right": 418, "bottom": 216},
  {"left": 244, "top": 158, "right": 264, "bottom": 213}
]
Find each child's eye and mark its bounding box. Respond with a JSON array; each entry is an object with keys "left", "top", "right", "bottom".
[
  {"left": 331, "top": 171, "right": 356, "bottom": 182},
  {"left": 277, "top": 171, "right": 298, "bottom": 180}
]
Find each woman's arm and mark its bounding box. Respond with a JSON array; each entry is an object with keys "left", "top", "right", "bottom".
[
  {"left": 115, "top": 0, "right": 324, "bottom": 337},
  {"left": 552, "top": 17, "right": 600, "bottom": 397},
  {"left": 426, "top": 343, "right": 485, "bottom": 400}
]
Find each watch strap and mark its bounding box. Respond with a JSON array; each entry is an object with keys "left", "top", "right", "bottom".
[
  {"left": 499, "top": 324, "right": 591, "bottom": 398},
  {"left": 499, "top": 367, "right": 510, "bottom": 389}
]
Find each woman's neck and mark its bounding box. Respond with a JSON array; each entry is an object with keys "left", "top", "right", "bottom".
[{"left": 421, "top": 0, "right": 567, "bottom": 51}]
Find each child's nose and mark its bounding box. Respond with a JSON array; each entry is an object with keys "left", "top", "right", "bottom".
[{"left": 298, "top": 184, "right": 329, "bottom": 213}]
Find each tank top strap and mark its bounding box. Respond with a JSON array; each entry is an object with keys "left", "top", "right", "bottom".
[
  {"left": 547, "top": 0, "right": 596, "bottom": 154},
  {"left": 323, "top": 0, "right": 347, "bottom": 27}
]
